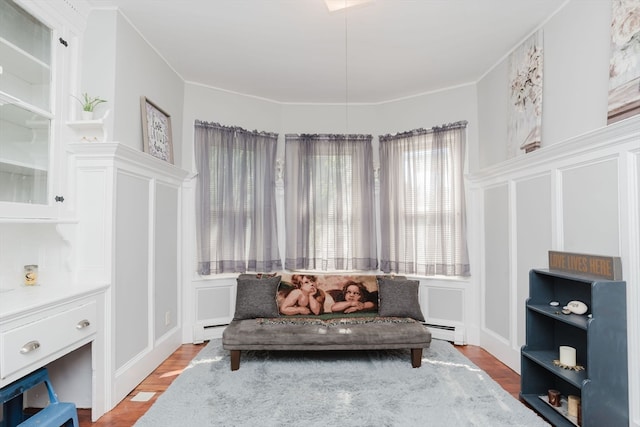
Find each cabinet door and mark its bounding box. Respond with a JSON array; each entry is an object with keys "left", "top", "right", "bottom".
[{"left": 0, "top": 0, "right": 55, "bottom": 218}]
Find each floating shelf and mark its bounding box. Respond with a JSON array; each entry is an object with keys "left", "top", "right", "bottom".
[{"left": 66, "top": 111, "right": 109, "bottom": 142}]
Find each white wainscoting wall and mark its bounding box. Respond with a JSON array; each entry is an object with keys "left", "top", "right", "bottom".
[
  {"left": 68, "top": 142, "right": 189, "bottom": 412},
  {"left": 467, "top": 115, "right": 640, "bottom": 426}
]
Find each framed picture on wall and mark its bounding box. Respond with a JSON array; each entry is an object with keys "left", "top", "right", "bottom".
[
  {"left": 141, "top": 96, "right": 174, "bottom": 163},
  {"left": 507, "top": 30, "right": 543, "bottom": 158},
  {"left": 607, "top": 0, "right": 640, "bottom": 124}
]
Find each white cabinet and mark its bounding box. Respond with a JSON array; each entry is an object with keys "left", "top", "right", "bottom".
[
  {"left": 1, "top": 300, "right": 96, "bottom": 379},
  {"left": 0, "top": 284, "right": 107, "bottom": 419},
  {"left": 0, "top": 0, "right": 85, "bottom": 219},
  {"left": 0, "top": 0, "right": 54, "bottom": 215}
]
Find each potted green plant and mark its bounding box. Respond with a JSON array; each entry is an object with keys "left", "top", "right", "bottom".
[{"left": 73, "top": 92, "right": 107, "bottom": 120}]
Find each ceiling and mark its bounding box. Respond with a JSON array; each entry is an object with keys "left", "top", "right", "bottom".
[{"left": 87, "top": 0, "right": 566, "bottom": 104}]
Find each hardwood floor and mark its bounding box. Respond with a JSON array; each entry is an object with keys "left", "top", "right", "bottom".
[
  {"left": 78, "top": 344, "right": 206, "bottom": 427},
  {"left": 78, "top": 343, "right": 522, "bottom": 426},
  {"left": 455, "top": 344, "right": 521, "bottom": 400}
]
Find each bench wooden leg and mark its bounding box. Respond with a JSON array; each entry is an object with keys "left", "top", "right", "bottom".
[
  {"left": 230, "top": 350, "right": 241, "bottom": 371},
  {"left": 411, "top": 348, "right": 422, "bottom": 368}
]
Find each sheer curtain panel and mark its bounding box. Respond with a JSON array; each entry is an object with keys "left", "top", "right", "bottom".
[
  {"left": 195, "top": 120, "right": 281, "bottom": 274},
  {"left": 379, "top": 121, "right": 470, "bottom": 276},
  {"left": 285, "top": 134, "right": 377, "bottom": 271}
]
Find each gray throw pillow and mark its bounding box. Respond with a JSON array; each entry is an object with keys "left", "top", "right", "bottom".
[
  {"left": 377, "top": 277, "right": 425, "bottom": 322},
  {"left": 233, "top": 275, "right": 281, "bottom": 320}
]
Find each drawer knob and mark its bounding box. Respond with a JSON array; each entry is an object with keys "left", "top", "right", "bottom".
[
  {"left": 20, "top": 340, "right": 41, "bottom": 354},
  {"left": 76, "top": 319, "right": 91, "bottom": 329}
]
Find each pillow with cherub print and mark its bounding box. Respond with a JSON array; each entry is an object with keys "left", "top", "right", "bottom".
[{"left": 277, "top": 274, "right": 378, "bottom": 316}]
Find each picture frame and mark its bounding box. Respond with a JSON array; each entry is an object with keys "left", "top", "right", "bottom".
[
  {"left": 507, "top": 30, "right": 543, "bottom": 158},
  {"left": 140, "top": 96, "right": 173, "bottom": 163},
  {"left": 607, "top": 0, "right": 640, "bottom": 124}
]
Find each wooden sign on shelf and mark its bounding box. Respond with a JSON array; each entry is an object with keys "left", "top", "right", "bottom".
[{"left": 548, "top": 251, "right": 622, "bottom": 280}]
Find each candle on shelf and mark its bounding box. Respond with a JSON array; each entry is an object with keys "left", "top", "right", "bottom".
[
  {"left": 559, "top": 345, "right": 577, "bottom": 367},
  {"left": 24, "top": 264, "right": 38, "bottom": 286},
  {"left": 568, "top": 395, "right": 580, "bottom": 417},
  {"left": 548, "top": 389, "right": 561, "bottom": 407}
]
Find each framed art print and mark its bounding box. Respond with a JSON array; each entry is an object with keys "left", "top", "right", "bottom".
[
  {"left": 607, "top": 0, "right": 640, "bottom": 124},
  {"left": 507, "top": 30, "right": 543, "bottom": 158},
  {"left": 141, "top": 96, "right": 173, "bottom": 163}
]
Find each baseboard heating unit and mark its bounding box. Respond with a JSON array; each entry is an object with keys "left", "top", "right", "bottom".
[{"left": 424, "top": 323, "right": 466, "bottom": 345}]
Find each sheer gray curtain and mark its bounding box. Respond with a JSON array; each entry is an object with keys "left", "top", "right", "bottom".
[
  {"left": 379, "top": 121, "right": 470, "bottom": 276},
  {"left": 285, "top": 134, "right": 377, "bottom": 271},
  {"left": 195, "top": 120, "right": 281, "bottom": 274}
]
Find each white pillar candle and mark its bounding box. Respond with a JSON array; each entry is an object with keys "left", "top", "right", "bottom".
[{"left": 559, "top": 345, "right": 576, "bottom": 367}]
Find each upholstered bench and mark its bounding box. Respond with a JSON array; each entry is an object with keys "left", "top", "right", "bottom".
[
  {"left": 221, "top": 274, "right": 432, "bottom": 370},
  {"left": 223, "top": 315, "right": 431, "bottom": 370}
]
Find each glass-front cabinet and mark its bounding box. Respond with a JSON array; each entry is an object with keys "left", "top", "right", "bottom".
[{"left": 0, "top": 0, "right": 58, "bottom": 218}]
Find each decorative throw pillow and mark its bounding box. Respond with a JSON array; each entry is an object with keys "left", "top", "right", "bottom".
[
  {"left": 233, "top": 274, "right": 281, "bottom": 320},
  {"left": 377, "top": 277, "right": 425, "bottom": 322}
]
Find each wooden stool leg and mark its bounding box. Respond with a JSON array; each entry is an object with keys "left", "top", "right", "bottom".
[
  {"left": 230, "top": 350, "right": 241, "bottom": 371},
  {"left": 411, "top": 348, "right": 423, "bottom": 368}
]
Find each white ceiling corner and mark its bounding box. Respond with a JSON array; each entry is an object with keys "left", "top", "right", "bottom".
[{"left": 85, "top": 0, "right": 565, "bottom": 104}]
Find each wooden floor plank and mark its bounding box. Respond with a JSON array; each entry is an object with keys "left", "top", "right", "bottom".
[
  {"left": 78, "top": 344, "right": 205, "bottom": 427},
  {"left": 79, "top": 343, "right": 521, "bottom": 426}
]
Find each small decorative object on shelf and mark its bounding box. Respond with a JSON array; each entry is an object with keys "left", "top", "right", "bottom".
[
  {"left": 552, "top": 359, "right": 585, "bottom": 371},
  {"left": 24, "top": 264, "right": 38, "bottom": 286},
  {"left": 565, "top": 300, "right": 588, "bottom": 314},
  {"left": 567, "top": 395, "right": 580, "bottom": 418},
  {"left": 559, "top": 346, "right": 576, "bottom": 367},
  {"left": 548, "top": 389, "right": 561, "bottom": 407},
  {"left": 72, "top": 92, "right": 107, "bottom": 120},
  {"left": 554, "top": 345, "right": 584, "bottom": 371},
  {"left": 548, "top": 250, "right": 622, "bottom": 280}
]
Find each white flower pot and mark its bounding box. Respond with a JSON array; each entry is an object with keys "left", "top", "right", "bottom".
[{"left": 81, "top": 110, "right": 94, "bottom": 120}]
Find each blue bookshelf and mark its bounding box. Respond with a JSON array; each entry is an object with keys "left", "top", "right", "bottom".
[{"left": 520, "top": 269, "right": 628, "bottom": 427}]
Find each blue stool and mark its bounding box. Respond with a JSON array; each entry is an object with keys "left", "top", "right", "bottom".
[{"left": 0, "top": 368, "right": 78, "bottom": 427}]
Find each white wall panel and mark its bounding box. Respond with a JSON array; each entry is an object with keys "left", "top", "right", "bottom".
[
  {"left": 115, "top": 171, "right": 150, "bottom": 369},
  {"left": 426, "top": 287, "right": 464, "bottom": 323},
  {"left": 561, "top": 159, "right": 619, "bottom": 255},
  {"left": 515, "top": 174, "right": 552, "bottom": 347},
  {"left": 154, "top": 183, "right": 179, "bottom": 340},
  {"left": 74, "top": 168, "right": 110, "bottom": 283},
  {"left": 483, "top": 184, "right": 510, "bottom": 340},
  {"left": 192, "top": 280, "right": 236, "bottom": 343},
  {"left": 196, "top": 286, "right": 234, "bottom": 322}
]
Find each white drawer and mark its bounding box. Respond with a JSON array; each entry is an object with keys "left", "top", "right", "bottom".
[{"left": 0, "top": 301, "right": 97, "bottom": 379}]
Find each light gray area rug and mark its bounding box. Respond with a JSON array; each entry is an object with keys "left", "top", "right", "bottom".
[{"left": 134, "top": 339, "right": 549, "bottom": 427}]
